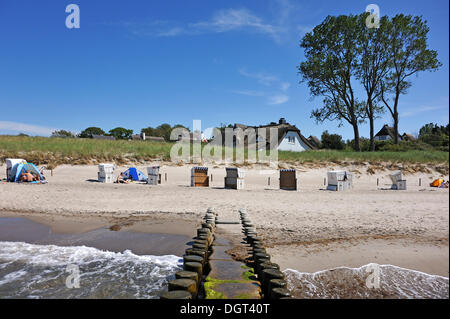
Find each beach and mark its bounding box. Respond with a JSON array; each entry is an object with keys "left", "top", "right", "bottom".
[{"left": 0, "top": 163, "right": 448, "bottom": 298}]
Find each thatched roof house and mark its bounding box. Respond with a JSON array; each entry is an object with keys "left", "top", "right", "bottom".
[
  {"left": 374, "top": 124, "right": 403, "bottom": 141},
  {"left": 221, "top": 118, "right": 315, "bottom": 152},
  {"left": 401, "top": 133, "right": 416, "bottom": 142},
  {"left": 308, "top": 135, "right": 322, "bottom": 148}
]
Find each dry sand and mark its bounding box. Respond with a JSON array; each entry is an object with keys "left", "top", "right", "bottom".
[{"left": 0, "top": 163, "right": 448, "bottom": 277}]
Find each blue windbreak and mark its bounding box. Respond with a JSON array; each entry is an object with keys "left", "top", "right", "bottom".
[{"left": 11, "top": 163, "right": 45, "bottom": 182}]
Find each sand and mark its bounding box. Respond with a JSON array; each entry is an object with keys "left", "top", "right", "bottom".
[
  {"left": 0, "top": 216, "right": 193, "bottom": 257},
  {"left": 0, "top": 163, "right": 448, "bottom": 277}
]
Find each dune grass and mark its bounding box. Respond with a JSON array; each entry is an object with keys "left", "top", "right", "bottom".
[
  {"left": 278, "top": 149, "right": 449, "bottom": 164},
  {"left": 0, "top": 136, "right": 173, "bottom": 165},
  {"left": 0, "top": 136, "right": 448, "bottom": 166}
]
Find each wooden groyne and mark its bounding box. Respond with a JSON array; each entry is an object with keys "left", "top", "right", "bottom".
[
  {"left": 160, "top": 208, "right": 291, "bottom": 299},
  {"left": 160, "top": 209, "right": 216, "bottom": 299},
  {"left": 239, "top": 209, "right": 291, "bottom": 299}
]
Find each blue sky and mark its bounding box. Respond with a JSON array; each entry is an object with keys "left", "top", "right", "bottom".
[{"left": 0, "top": 0, "right": 448, "bottom": 140}]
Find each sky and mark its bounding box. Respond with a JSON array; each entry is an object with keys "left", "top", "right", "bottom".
[{"left": 0, "top": 0, "right": 448, "bottom": 140}]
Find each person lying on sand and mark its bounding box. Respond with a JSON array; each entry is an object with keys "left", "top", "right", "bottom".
[
  {"left": 20, "top": 170, "right": 34, "bottom": 182},
  {"left": 115, "top": 172, "right": 129, "bottom": 184},
  {"left": 32, "top": 172, "right": 41, "bottom": 181}
]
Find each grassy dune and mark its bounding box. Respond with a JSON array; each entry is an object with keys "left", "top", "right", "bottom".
[
  {"left": 0, "top": 136, "right": 173, "bottom": 166},
  {"left": 0, "top": 136, "right": 448, "bottom": 169},
  {"left": 278, "top": 149, "right": 449, "bottom": 164}
]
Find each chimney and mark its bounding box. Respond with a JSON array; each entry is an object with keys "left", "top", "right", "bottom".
[{"left": 279, "top": 118, "right": 286, "bottom": 124}]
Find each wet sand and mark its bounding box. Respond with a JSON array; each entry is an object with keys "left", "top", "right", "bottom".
[
  {"left": 0, "top": 163, "right": 448, "bottom": 279},
  {"left": 0, "top": 216, "right": 194, "bottom": 257},
  {"left": 267, "top": 239, "right": 449, "bottom": 277}
]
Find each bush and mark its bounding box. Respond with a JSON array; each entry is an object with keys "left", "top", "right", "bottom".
[
  {"left": 346, "top": 138, "right": 372, "bottom": 152},
  {"left": 321, "top": 131, "right": 345, "bottom": 150},
  {"left": 78, "top": 127, "right": 106, "bottom": 138},
  {"left": 109, "top": 127, "right": 133, "bottom": 140},
  {"left": 376, "top": 140, "right": 435, "bottom": 152},
  {"left": 420, "top": 133, "right": 449, "bottom": 148},
  {"left": 51, "top": 130, "right": 75, "bottom": 138}
]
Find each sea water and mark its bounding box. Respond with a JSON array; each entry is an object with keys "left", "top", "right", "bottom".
[
  {"left": 284, "top": 264, "right": 449, "bottom": 299},
  {"left": 0, "top": 241, "right": 182, "bottom": 299}
]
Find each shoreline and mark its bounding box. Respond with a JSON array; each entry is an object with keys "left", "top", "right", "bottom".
[
  {"left": 0, "top": 210, "right": 199, "bottom": 237},
  {"left": 0, "top": 216, "right": 194, "bottom": 257},
  {"left": 3, "top": 211, "right": 447, "bottom": 278},
  {"left": 0, "top": 164, "right": 448, "bottom": 280}
]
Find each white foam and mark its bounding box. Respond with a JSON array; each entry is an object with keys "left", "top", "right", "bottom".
[
  {"left": 0, "top": 270, "right": 28, "bottom": 286},
  {"left": 284, "top": 263, "right": 449, "bottom": 299},
  {"left": 0, "top": 241, "right": 181, "bottom": 267},
  {"left": 0, "top": 241, "right": 183, "bottom": 298}
]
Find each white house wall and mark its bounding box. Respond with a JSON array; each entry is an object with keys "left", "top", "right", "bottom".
[
  {"left": 278, "top": 131, "right": 310, "bottom": 152},
  {"left": 374, "top": 135, "right": 392, "bottom": 141}
]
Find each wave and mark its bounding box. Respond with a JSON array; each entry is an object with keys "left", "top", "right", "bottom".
[
  {"left": 284, "top": 263, "right": 449, "bottom": 299},
  {"left": 0, "top": 241, "right": 182, "bottom": 299}
]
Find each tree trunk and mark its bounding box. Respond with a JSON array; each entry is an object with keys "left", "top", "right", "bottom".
[
  {"left": 368, "top": 100, "right": 375, "bottom": 152},
  {"left": 369, "top": 115, "right": 375, "bottom": 151},
  {"left": 352, "top": 122, "right": 361, "bottom": 152},
  {"left": 393, "top": 113, "right": 399, "bottom": 144},
  {"left": 393, "top": 88, "right": 400, "bottom": 144}
]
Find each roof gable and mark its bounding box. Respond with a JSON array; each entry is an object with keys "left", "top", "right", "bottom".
[{"left": 375, "top": 125, "right": 401, "bottom": 139}]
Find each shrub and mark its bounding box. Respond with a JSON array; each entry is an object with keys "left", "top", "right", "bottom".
[
  {"left": 51, "top": 130, "right": 75, "bottom": 138},
  {"left": 78, "top": 127, "right": 106, "bottom": 138},
  {"left": 321, "top": 131, "right": 345, "bottom": 150},
  {"left": 109, "top": 127, "right": 133, "bottom": 140}
]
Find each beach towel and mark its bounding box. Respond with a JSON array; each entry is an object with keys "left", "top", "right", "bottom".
[{"left": 430, "top": 178, "right": 444, "bottom": 188}]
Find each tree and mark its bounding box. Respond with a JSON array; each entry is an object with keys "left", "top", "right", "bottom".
[
  {"left": 299, "top": 15, "right": 366, "bottom": 151},
  {"left": 155, "top": 123, "right": 172, "bottom": 141},
  {"left": 78, "top": 127, "right": 106, "bottom": 138},
  {"left": 321, "top": 131, "right": 345, "bottom": 150},
  {"left": 379, "top": 14, "right": 442, "bottom": 144},
  {"left": 51, "top": 130, "right": 75, "bottom": 138},
  {"left": 141, "top": 126, "right": 156, "bottom": 137},
  {"left": 141, "top": 124, "right": 189, "bottom": 141},
  {"left": 418, "top": 123, "right": 449, "bottom": 147},
  {"left": 356, "top": 14, "right": 390, "bottom": 151},
  {"left": 109, "top": 127, "right": 133, "bottom": 140}
]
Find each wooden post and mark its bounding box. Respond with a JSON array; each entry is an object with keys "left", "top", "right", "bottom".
[
  {"left": 419, "top": 178, "right": 421, "bottom": 186},
  {"left": 377, "top": 178, "right": 379, "bottom": 186},
  {"left": 211, "top": 174, "right": 213, "bottom": 182},
  {"left": 268, "top": 177, "right": 270, "bottom": 186},
  {"left": 165, "top": 173, "right": 167, "bottom": 182}
]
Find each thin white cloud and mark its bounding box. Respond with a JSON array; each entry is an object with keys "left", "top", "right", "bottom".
[
  {"left": 119, "top": 2, "right": 310, "bottom": 43},
  {"left": 235, "top": 68, "right": 290, "bottom": 105},
  {"left": 156, "top": 27, "right": 185, "bottom": 37},
  {"left": 231, "top": 90, "right": 265, "bottom": 97},
  {"left": 191, "top": 8, "right": 282, "bottom": 40},
  {"left": 280, "top": 82, "right": 290, "bottom": 91},
  {"left": 238, "top": 68, "right": 278, "bottom": 86},
  {"left": 401, "top": 106, "right": 445, "bottom": 118},
  {"left": 0, "top": 121, "right": 57, "bottom": 136},
  {"left": 268, "top": 94, "right": 289, "bottom": 105}
]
